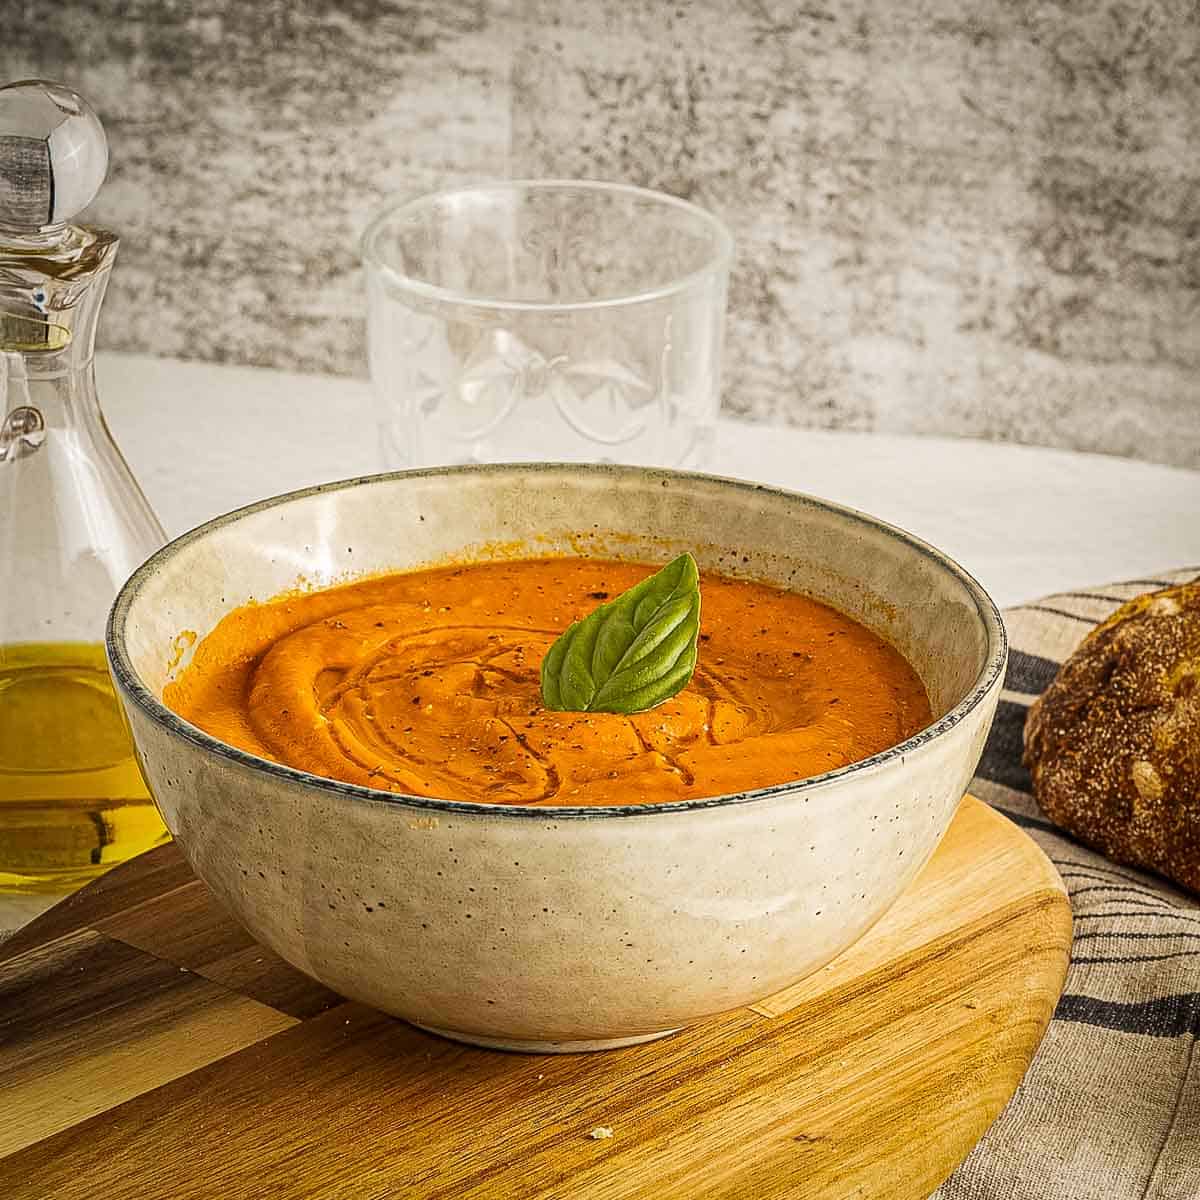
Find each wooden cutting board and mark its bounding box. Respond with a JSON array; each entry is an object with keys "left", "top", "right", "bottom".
[{"left": 0, "top": 796, "right": 1070, "bottom": 1200}]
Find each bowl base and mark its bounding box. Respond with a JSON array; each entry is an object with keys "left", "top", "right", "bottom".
[{"left": 410, "top": 1022, "right": 682, "bottom": 1054}]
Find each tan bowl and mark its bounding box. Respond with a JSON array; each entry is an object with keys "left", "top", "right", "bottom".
[{"left": 107, "top": 465, "right": 1006, "bottom": 1053}]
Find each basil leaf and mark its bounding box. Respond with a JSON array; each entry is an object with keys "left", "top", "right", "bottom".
[{"left": 540, "top": 553, "right": 701, "bottom": 714}]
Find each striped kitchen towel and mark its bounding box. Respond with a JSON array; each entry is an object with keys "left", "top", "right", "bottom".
[{"left": 936, "top": 568, "right": 1200, "bottom": 1200}]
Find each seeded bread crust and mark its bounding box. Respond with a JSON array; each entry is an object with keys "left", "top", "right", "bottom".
[{"left": 1023, "top": 580, "right": 1200, "bottom": 894}]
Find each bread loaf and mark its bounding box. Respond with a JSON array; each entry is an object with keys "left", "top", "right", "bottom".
[{"left": 1023, "top": 580, "right": 1200, "bottom": 893}]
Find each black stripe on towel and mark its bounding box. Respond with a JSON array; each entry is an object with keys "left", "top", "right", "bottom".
[
  {"left": 1004, "top": 649, "right": 1061, "bottom": 696},
  {"left": 1071, "top": 950, "right": 1200, "bottom": 966},
  {"left": 1054, "top": 857, "right": 1152, "bottom": 881},
  {"left": 1074, "top": 911, "right": 1200, "bottom": 928},
  {"left": 974, "top": 701, "right": 1035, "bottom": 794},
  {"left": 1069, "top": 884, "right": 1192, "bottom": 905},
  {"left": 1010, "top": 604, "right": 1096, "bottom": 624},
  {"left": 988, "top": 802, "right": 1062, "bottom": 837},
  {"left": 1072, "top": 931, "right": 1200, "bottom": 943},
  {"left": 1055, "top": 991, "right": 1200, "bottom": 1038}
]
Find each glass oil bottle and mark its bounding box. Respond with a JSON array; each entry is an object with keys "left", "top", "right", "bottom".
[{"left": 0, "top": 80, "right": 168, "bottom": 893}]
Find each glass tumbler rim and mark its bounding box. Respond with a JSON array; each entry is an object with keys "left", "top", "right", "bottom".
[{"left": 359, "top": 177, "right": 734, "bottom": 313}]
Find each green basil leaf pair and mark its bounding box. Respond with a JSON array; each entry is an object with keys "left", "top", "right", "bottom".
[{"left": 540, "top": 553, "right": 701, "bottom": 715}]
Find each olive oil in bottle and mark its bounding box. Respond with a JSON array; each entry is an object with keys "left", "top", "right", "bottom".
[
  {"left": 0, "top": 81, "right": 169, "bottom": 895},
  {"left": 0, "top": 643, "right": 166, "bottom": 892}
]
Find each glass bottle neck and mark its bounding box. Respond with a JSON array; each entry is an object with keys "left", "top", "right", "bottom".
[
  {"left": 0, "top": 224, "right": 118, "bottom": 379},
  {"left": 0, "top": 224, "right": 117, "bottom": 455}
]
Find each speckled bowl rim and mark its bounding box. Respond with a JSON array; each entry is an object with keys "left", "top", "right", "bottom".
[
  {"left": 360, "top": 179, "right": 734, "bottom": 313},
  {"left": 106, "top": 463, "right": 1008, "bottom": 823}
]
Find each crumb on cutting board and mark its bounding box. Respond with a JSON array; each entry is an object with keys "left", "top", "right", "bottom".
[{"left": 589, "top": 1126, "right": 614, "bottom": 1140}]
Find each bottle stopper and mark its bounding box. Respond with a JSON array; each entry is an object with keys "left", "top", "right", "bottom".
[{"left": 0, "top": 79, "right": 108, "bottom": 232}]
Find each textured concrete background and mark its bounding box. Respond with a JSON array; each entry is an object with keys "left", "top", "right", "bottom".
[{"left": 4, "top": 0, "right": 1198, "bottom": 464}]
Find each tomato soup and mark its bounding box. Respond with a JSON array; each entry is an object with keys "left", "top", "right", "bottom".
[{"left": 164, "top": 558, "right": 931, "bottom": 805}]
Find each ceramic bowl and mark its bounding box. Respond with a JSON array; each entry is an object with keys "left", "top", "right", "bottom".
[{"left": 107, "top": 465, "right": 1006, "bottom": 1053}]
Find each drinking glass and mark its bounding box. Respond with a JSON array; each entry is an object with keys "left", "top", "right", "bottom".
[{"left": 362, "top": 181, "right": 732, "bottom": 469}]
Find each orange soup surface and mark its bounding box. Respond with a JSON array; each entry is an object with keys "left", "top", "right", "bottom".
[{"left": 165, "top": 558, "right": 931, "bottom": 806}]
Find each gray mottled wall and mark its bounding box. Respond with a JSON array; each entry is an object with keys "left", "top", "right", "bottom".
[{"left": 5, "top": 0, "right": 1199, "bottom": 465}]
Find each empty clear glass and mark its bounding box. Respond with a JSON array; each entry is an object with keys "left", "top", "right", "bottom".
[{"left": 362, "top": 181, "right": 732, "bottom": 470}]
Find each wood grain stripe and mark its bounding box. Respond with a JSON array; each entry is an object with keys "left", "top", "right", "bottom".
[
  {"left": 95, "top": 878, "right": 339, "bottom": 1018},
  {"left": 0, "top": 841, "right": 190, "bottom": 966},
  {"left": 0, "top": 929, "right": 296, "bottom": 1155}
]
